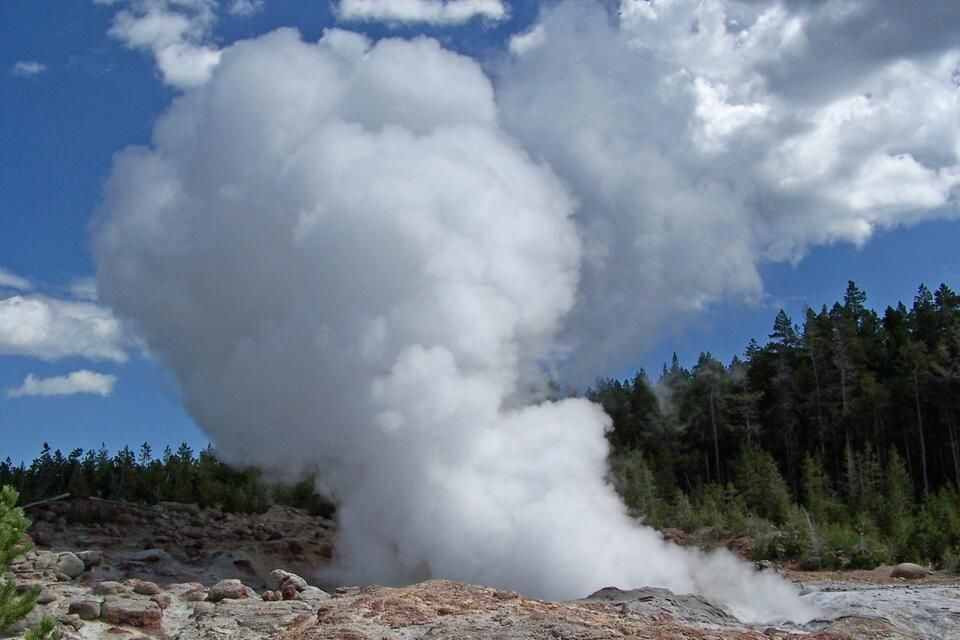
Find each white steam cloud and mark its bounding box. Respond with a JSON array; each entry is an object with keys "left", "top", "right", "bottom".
[
  {"left": 94, "top": 24, "right": 815, "bottom": 622},
  {"left": 94, "top": 0, "right": 960, "bottom": 624}
]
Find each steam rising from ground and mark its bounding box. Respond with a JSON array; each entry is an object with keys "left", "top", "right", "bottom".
[{"left": 93, "top": 24, "right": 816, "bottom": 622}]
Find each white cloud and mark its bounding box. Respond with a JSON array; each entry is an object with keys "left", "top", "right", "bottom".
[
  {"left": 6, "top": 370, "right": 117, "bottom": 399},
  {"left": 0, "top": 294, "right": 128, "bottom": 362},
  {"left": 102, "top": 0, "right": 221, "bottom": 88},
  {"left": 0, "top": 268, "right": 32, "bottom": 292},
  {"left": 228, "top": 0, "right": 263, "bottom": 16},
  {"left": 508, "top": 23, "right": 544, "bottom": 57},
  {"left": 496, "top": 0, "right": 960, "bottom": 378},
  {"left": 11, "top": 61, "right": 46, "bottom": 77},
  {"left": 69, "top": 277, "right": 99, "bottom": 302},
  {"left": 337, "top": 0, "right": 507, "bottom": 25}
]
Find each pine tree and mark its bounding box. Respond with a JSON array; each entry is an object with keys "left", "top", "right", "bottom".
[
  {"left": 610, "top": 449, "right": 661, "bottom": 525},
  {"left": 801, "top": 453, "right": 844, "bottom": 524},
  {"left": 883, "top": 448, "right": 915, "bottom": 554},
  {"left": 734, "top": 449, "right": 791, "bottom": 524},
  {"left": 0, "top": 486, "right": 58, "bottom": 638}
]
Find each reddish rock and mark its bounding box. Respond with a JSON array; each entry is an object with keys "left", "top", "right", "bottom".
[
  {"left": 68, "top": 599, "right": 102, "bottom": 620},
  {"left": 282, "top": 585, "right": 298, "bottom": 601},
  {"left": 133, "top": 581, "right": 161, "bottom": 596},
  {"left": 101, "top": 597, "right": 163, "bottom": 628},
  {"left": 151, "top": 593, "right": 172, "bottom": 609},
  {"left": 207, "top": 579, "right": 251, "bottom": 602}
]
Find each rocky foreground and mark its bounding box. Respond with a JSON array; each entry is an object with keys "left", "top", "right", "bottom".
[{"left": 4, "top": 498, "right": 959, "bottom": 639}]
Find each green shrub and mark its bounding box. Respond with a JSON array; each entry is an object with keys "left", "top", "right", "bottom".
[
  {"left": 734, "top": 449, "right": 791, "bottom": 525},
  {"left": 0, "top": 486, "right": 59, "bottom": 639},
  {"left": 942, "top": 546, "right": 960, "bottom": 574}
]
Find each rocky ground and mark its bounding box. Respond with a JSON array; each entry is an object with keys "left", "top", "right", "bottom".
[{"left": 3, "top": 498, "right": 959, "bottom": 639}]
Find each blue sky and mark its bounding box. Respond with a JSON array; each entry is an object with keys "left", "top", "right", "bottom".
[{"left": 2, "top": 0, "right": 959, "bottom": 465}]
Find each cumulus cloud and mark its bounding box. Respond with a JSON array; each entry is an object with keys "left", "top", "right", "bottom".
[
  {"left": 6, "top": 370, "right": 117, "bottom": 399},
  {"left": 337, "top": 0, "right": 507, "bottom": 25},
  {"left": 99, "top": 0, "right": 221, "bottom": 88},
  {"left": 95, "top": 25, "right": 813, "bottom": 622},
  {"left": 0, "top": 268, "right": 32, "bottom": 292},
  {"left": 495, "top": 0, "right": 960, "bottom": 380},
  {"left": 11, "top": 61, "right": 47, "bottom": 76},
  {"left": 0, "top": 294, "right": 128, "bottom": 362}
]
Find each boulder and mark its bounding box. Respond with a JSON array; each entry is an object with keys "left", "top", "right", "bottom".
[
  {"left": 891, "top": 562, "right": 929, "bottom": 579},
  {"left": 133, "top": 581, "right": 161, "bottom": 596},
  {"left": 267, "top": 569, "right": 308, "bottom": 592},
  {"left": 36, "top": 588, "right": 58, "bottom": 604},
  {"left": 76, "top": 550, "right": 103, "bottom": 569},
  {"left": 101, "top": 596, "right": 163, "bottom": 627},
  {"left": 33, "top": 551, "right": 57, "bottom": 571},
  {"left": 93, "top": 580, "right": 123, "bottom": 595},
  {"left": 585, "top": 586, "right": 740, "bottom": 627},
  {"left": 262, "top": 590, "right": 282, "bottom": 602},
  {"left": 58, "top": 612, "right": 84, "bottom": 631},
  {"left": 69, "top": 599, "right": 103, "bottom": 621},
  {"left": 151, "top": 593, "right": 172, "bottom": 610},
  {"left": 207, "top": 579, "right": 252, "bottom": 602},
  {"left": 56, "top": 552, "right": 86, "bottom": 578},
  {"left": 298, "top": 586, "right": 331, "bottom": 601}
]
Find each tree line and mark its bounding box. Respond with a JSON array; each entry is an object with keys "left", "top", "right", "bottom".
[
  {"left": 593, "top": 281, "right": 960, "bottom": 569},
  {"left": 0, "top": 443, "right": 333, "bottom": 518}
]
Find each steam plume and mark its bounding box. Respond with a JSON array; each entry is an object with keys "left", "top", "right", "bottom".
[{"left": 94, "top": 24, "right": 816, "bottom": 623}]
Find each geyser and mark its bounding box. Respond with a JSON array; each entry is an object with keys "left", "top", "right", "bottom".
[{"left": 94, "top": 26, "right": 815, "bottom": 623}]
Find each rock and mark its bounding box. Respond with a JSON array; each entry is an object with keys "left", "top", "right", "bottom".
[
  {"left": 262, "top": 590, "right": 282, "bottom": 602},
  {"left": 207, "top": 579, "right": 252, "bottom": 602},
  {"left": 93, "top": 581, "right": 123, "bottom": 595},
  {"left": 585, "top": 586, "right": 740, "bottom": 627},
  {"left": 891, "top": 562, "right": 929, "bottom": 579},
  {"left": 281, "top": 585, "right": 298, "bottom": 600},
  {"left": 56, "top": 552, "right": 86, "bottom": 578},
  {"left": 192, "top": 601, "right": 215, "bottom": 617},
  {"left": 69, "top": 599, "right": 103, "bottom": 620},
  {"left": 133, "top": 581, "right": 161, "bottom": 596},
  {"left": 182, "top": 587, "right": 209, "bottom": 602},
  {"left": 298, "top": 586, "right": 331, "bottom": 601},
  {"left": 267, "top": 569, "right": 308, "bottom": 592},
  {"left": 129, "top": 549, "right": 172, "bottom": 563},
  {"left": 101, "top": 596, "right": 163, "bottom": 627},
  {"left": 34, "top": 551, "right": 57, "bottom": 571},
  {"left": 150, "top": 593, "right": 172, "bottom": 610},
  {"left": 76, "top": 550, "right": 103, "bottom": 569},
  {"left": 58, "top": 612, "right": 85, "bottom": 631},
  {"left": 37, "top": 588, "right": 58, "bottom": 604}
]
